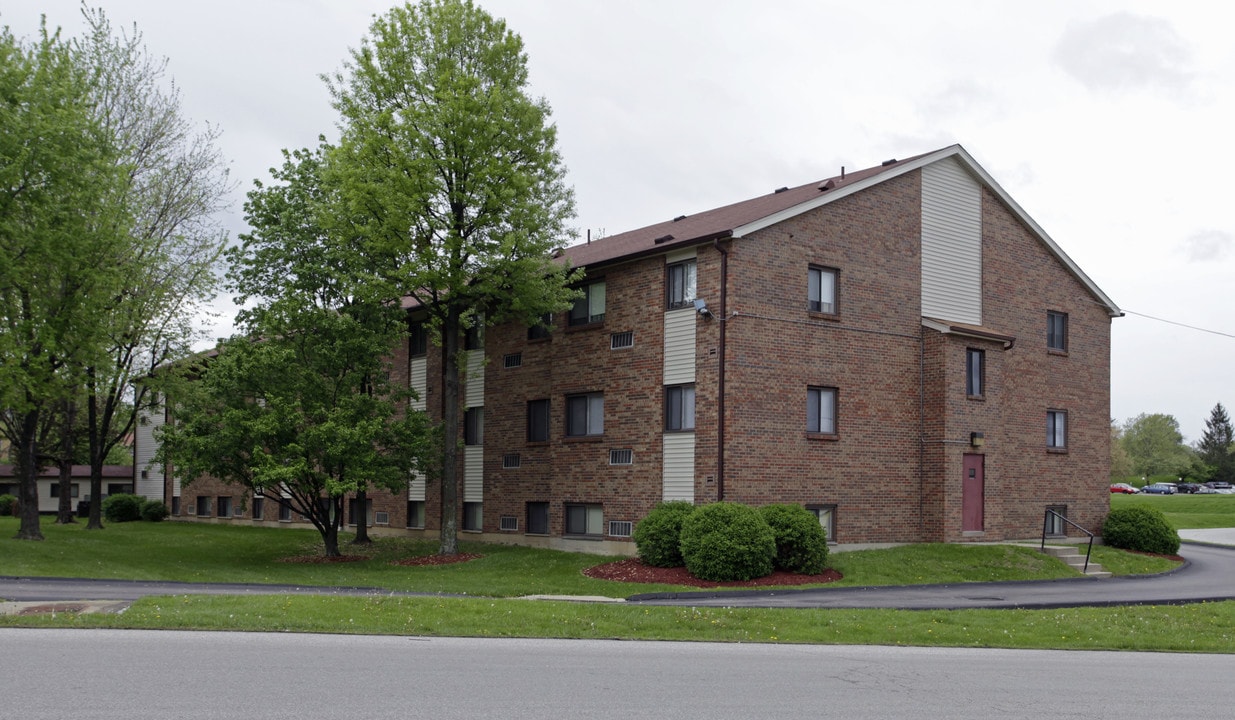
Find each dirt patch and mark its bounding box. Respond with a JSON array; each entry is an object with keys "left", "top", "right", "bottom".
[
  {"left": 584, "top": 558, "right": 842, "bottom": 588},
  {"left": 17, "top": 603, "right": 89, "bottom": 615},
  {"left": 392, "top": 553, "right": 483, "bottom": 567}
]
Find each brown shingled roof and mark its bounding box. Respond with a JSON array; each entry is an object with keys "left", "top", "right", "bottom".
[{"left": 563, "top": 150, "right": 935, "bottom": 268}]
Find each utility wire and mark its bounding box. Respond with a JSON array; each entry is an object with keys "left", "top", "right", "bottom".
[{"left": 1120, "top": 309, "right": 1235, "bottom": 340}]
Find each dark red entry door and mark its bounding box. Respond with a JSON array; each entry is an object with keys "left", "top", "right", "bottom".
[{"left": 962, "top": 454, "right": 985, "bottom": 532}]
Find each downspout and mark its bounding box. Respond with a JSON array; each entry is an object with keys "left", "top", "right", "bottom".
[
  {"left": 713, "top": 238, "right": 729, "bottom": 501},
  {"left": 919, "top": 326, "right": 926, "bottom": 539}
]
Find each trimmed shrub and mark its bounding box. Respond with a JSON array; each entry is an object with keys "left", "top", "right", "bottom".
[
  {"left": 0, "top": 494, "right": 17, "bottom": 516},
  {"left": 1102, "top": 505, "right": 1180, "bottom": 555},
  {"left": 633, "top": 501, "right": 696, "bottom": 568},
  {"left": 679, "top": 502, "right": 776, "bottom": 582},
  {"left": 102, "top": 493, "right": 144, "bottom": 523},
  {"left": 759, "top": 503, "right": 829, "bottom": 574},
  {"left": 140, "top": 499, "right": 170, "bottom": 522}
]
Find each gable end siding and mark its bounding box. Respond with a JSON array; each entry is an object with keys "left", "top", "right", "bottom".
[{"left": 921, "top": 158, "right": 982, "bottom": 325}]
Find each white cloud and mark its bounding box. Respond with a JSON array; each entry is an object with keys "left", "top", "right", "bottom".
[
  {"left": 1053, "top": 12, "right": 1194, "bottom": 94},
  {"left": 1181, "top": 230, "right": 1234, "bottom": 262}
]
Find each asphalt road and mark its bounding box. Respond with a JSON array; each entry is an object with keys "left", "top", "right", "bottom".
[
  {"left": 5, "top": 629, "right": 1234, "bottom": 720},
  {"left": 5, "top": 540, "right": 1235, "bottom": 610}
]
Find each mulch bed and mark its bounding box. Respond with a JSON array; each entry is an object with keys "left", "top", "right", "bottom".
[{"left": 583, "top": 558, "right": 842, "bottom": 588}]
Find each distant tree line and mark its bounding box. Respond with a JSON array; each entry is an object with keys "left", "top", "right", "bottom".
[{"left": 1112, "top": 403, "right": 1235, "bottom": 484}]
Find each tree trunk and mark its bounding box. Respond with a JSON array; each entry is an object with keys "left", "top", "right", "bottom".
[
  {"left": 86, "top": 388, "right": 105, "bottom": 529},
  {"left": 15, "top": 409, "right": 44, "bottom": 541},
  {"left": 438, "top": 306, "right": 461, "bottom": 555},
  {"left": 351, "top": 488, "right": 371, "bottom": 545},
  {"left": 56, "top": 401, "right": 77, "bottom": 524}
]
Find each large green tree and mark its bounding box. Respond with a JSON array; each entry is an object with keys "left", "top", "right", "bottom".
[
  {"left": 71, "top": 7, "right": 230, "bottom": 530},
  {"left": 0, "top": 21, "right": 132, "bottom": 540},
  {"left": 1195, "top": 403, "right": 1235, "bottom": 484},
  {"left": 157, "top": 145, "right": 433, "bottom": 557},
  {"left": 1120, "top": 413, "right": 1193, "bottom": 479},
  {"left": 326, "top": 0, "right": 579, "bottom": 554}
]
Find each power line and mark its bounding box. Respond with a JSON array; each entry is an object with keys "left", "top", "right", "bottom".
[{"left": 1120, "top": 309, "right": 1235, "bottom": 340}]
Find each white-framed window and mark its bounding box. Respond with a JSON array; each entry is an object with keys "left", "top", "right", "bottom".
[
  {"left": 808, "top": 266, "right": 838, "bottom": 314},
  {"left": 1047, "top": 410, "right": 1067, "bottom": 450},
  {"left": 251, "top": 497, "right": 264, "bottom": 520},
  {"left": 566, "top": 393, "right": 604, "bottom": 437},
  {"left": 666, "top": 259, "right": 697, "bottom": 309},
  {"left": 565, "top": 503, "right": 604, "bottom": 536},
  {"left": 807, "top": 386, "right": 838, "bottom": 435},
  {"left": 569, "top": 281, "right": 606, "bottom": 326},
  {"left": 665, "top": 384, "right": 696, "bottom": 431},
  {"left": 807, "top": 504, "right": 837, "bottom": 542},
  {"left": 1045, "top": 505, "right": 1067, "bottom": 536},
  {"left": 462, "top": 501, "right": 483, "bottom": 531}
]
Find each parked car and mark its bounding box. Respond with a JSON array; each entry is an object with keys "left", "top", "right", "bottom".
[
  {"left": 1177, "top": 482, "right": 1202, "bottom": 494},
  {"left": 1141, "top": 483, "right": 1177, "bottom": 495},
  {"left": 1110, "top": 483, "right": 1139, "bottom": 494},
  {"left": 1196, "top": 485, "right": 1219, "bottom": 494}
]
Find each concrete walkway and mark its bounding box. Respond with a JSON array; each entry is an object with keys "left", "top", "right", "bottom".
[{"left": 4, "top": 538, "right": 1235, "bottom": 614}]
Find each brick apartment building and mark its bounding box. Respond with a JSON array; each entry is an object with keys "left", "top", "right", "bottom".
[{"left": 141, "top": 144, "right": 1120, "bottom": 552}]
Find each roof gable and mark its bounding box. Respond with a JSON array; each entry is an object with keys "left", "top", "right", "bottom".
[{"left": 563, "top": 144, "right": 1120, "bottom": 317}]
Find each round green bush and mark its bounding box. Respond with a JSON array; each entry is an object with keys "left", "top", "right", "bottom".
[
  {"left": 1102, "top": 505, "right": 1180, "bottom": 555},
  {"left": 679, "top": 502, "right": 776, "bottom": 582},
  {"left": 633, "top": 501, "right": 696, "bottom": 567},
  {"left": 140, "top": 498, "right": 170, "bottom": 522},
  {"left": 759, "top": 503, "right": 829, "bottom": 574},
  {"left": 0, "top": 494, "right": 17, "bottom": 516},
  {"left": 102, "top": 493, "right": 144, "bottom": 523}
]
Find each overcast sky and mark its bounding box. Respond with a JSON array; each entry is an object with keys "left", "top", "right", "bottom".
[{"left": 6, "top": 0, "right": 1232, "bottom": 443}]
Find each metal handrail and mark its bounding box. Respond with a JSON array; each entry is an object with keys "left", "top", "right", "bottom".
[{"left": 1040, "top": 509, "right": 1095, "bottom": 574}]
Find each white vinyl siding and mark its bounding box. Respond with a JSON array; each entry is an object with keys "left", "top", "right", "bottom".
[
  {"left": 465, "top": 349, "right": 484, "bottom": 408},
  {"left": 921, "top": 157, "right": 982, "bottom": 325},
  {"left": 134, "top": 402, "right": 164, "bottom": 501},
  {"left": 464, "top": 445, "right": 484, "bottom": 503},
  {"left": 663, "top": 309, "right": 696, "bottom": 385},
  {"left": 662, "top": 432, "right": 695, "bottom": 502},
  {"left": 407, "top": 471, "right": 426, "bottom": 502},
  {"left": 408, "top": 357, "right": 427, "bottom": 412}
]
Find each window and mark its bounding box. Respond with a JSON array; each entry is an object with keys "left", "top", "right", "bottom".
[
  {"left": 49, "top": 483, "right": 80, "bottom": 498},
  {"left": 527, "top": 399, "right": 550, "bottom": 442},
  {"left": 610, "top": 331, "right": 634, "bottom": 349},
  {"left": 566, "top": 393, "right": 604, "bottom": 437},
  {"left": 464, "top": 321, "right": 483, "bottom": 350},
  {"left": 252, "top": 497, "right": 264, "bottom": 520},
  {"left": 409, "top": 321, "right": 428, "bottom": 357},
  {"left": 1047, "top": 410, "right": 1068, "bottom": 450},
  {"left": 528, "top": 312, "right": 553, "bottom": 340},
  {"left": 609, "top": 448, "right": 633, "bottom": 465},
  {"left": 808, "top": 266, "right": 838, "bottom": 314},
  {"left": 665, "top": 384, "right": 696, "bottom": 431},
  {"left": 666, "top": 259, "right": 697, "bottom": 309},
  {"left": 1047, "top": 311, "right": 1068, "bottom": 352},
  {"left": 464, "top": 407, "right": 483, "bottom": 446},
  {"left": 502, "top": 453, "right": 521, "bottom": 469},
  {"left": 526, "top": 502, "right": 549, "bottom": 535},
  {"left": 808, "top": 504, "right": 837, "bottom": 542},
  {"left": 565, "top": 503, "right": 603, "bottom": 536},
  {"left": 1045, "top": 505, "right": 1067, "bottom": 537},
  {"left": 462, "top": 502, "right": 483, "bottom": 531},
  {"left": 807, "top": 387, "right": 838, "bottom": 435},
  {"left": 196, "top": 496, "right": 212, "bottom": 518},
  {"left": 278, "top": 501, "right": 291, "bottom": 522},
  {"left": 217, "top": 496, "right": 233, "bottom": 518},
  {"left": 171, "top": 496, "right": 181, "bottom": 516},
  {"left": 569, "top": 281, "right": 606, "bottom": 326},
  {"left": 966, "top": 348, "right": 984, "bottom": 398},
  {"left": 348, "top": 498, "right": 373, "bottom": 527},
  {"left": 107, "top": 483, "right": 132, "bottom": 495},
  {"left": 407, "top": 500, "right": 425, "bottom": 529}
]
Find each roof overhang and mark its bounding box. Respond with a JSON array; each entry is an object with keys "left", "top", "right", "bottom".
[{"left": 922, "top": 317, "right": 1017, "bottom": 350}]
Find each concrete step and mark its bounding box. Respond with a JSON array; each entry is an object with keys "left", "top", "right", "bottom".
[{"left": 1039, "top": 545, "right": 1110, "bottom": 578}]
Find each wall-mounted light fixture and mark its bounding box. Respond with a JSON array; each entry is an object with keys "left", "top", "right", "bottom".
[
  {"left": 694, "top": 298, "right": 714, "bottom": 319},
  {"left": 970, "top": 432, "right": 985, "bottom": 448}
]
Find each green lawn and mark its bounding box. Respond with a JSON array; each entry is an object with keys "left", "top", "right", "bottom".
[
  {"left": 1110, "top": 492, "right": 1235, "bottom": 530},
  {"left": 1, "top": 515, "right": 1223, "bottom": 652}
]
